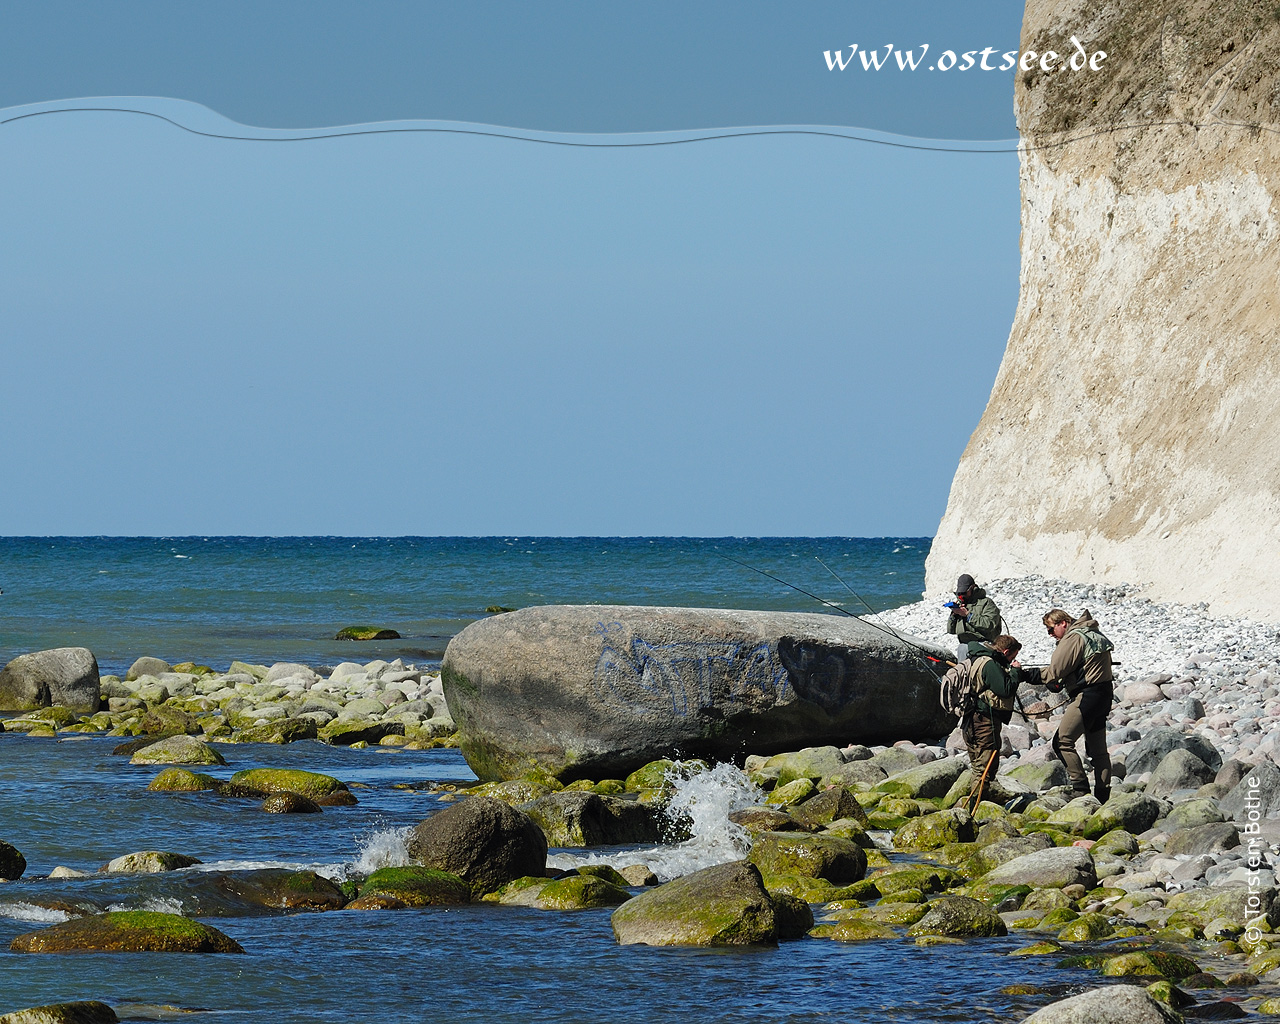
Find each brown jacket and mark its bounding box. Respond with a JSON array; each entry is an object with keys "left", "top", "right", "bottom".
[{"left": 1043, "top": 610, "right": 1114, "bottom": 693}]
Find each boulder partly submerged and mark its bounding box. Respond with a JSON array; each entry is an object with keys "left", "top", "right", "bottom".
[
  {"left": 0, "top": 648, "right": 101, "bottom": 715},
  {"left": 442, "top": 605, "right": 952, "bottom": 781},
  {"left": 9, "top": 911, "right": 243, "bottom": 953}
]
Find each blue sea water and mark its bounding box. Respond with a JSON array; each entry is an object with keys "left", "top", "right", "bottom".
[{"left": 0, "top": 536, "right": 931, "bottom": 675}]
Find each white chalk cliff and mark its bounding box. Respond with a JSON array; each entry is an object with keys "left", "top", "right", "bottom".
[{"left": 926, "top": 0, "right": 1280, "bottom": 621}]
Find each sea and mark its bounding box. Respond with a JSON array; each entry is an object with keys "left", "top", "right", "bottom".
[{"left": 0, "top": 537, "right": 1107, "bottom": 1022}]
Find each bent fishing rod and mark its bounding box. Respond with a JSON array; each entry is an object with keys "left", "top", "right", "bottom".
[{"left": 716, "top": 552, "right": 948, "bottom": 683}]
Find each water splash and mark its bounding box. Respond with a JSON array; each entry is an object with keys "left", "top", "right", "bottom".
[
  {"left": 319, "top": 824, "right": 414, "bottom": 881},
  {"left": 548, "top": 761, "right": 763, "bottom": 882},
  {"left": 0, "top": 902, "right": 72, "bottom": 923},
  {"left": 108, "top": 897, "right": 184, "bottom": 914}
]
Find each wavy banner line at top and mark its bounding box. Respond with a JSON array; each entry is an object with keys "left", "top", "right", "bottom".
[{"left": 0, "top": 97, "right": 1021, "bottom": 153}]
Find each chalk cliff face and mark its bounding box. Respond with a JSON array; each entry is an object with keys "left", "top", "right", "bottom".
[{"left": 926, "top": 0, "right": 1280, "bottom": 620}]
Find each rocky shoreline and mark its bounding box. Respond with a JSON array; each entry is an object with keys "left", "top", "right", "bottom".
[{"left": 4, "top": 578, "right": 1280, "bottom": 1022}]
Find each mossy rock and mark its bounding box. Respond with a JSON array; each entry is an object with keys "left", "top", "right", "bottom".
[
  {"left": 866, "top": 811, "right": 910, "bottom": 830},
  {"left": 21, "top": 706, "right": 80, "bottom": 728},
  {"left": 624, "top": 760, "right": 675, "bottom": 792},
  {"left": 468, "top": 779, "right": 559, "bottom": 805},
  {"left": 171, "top": 662, "right": 214, "bottom": 675},
  {"left": 484, "top": 876, "right": 550, "bottom": 906},
  {"left": 226, "top": 768, "right": 353, "bottom": 803},
  {"left": 1258, "top": 997, "right": 1280, "bottom": 1014},
  {"left": 749, "top": 832, "right": 866, "bottom": 884},
  {"left": 872, "top": 865, "right": 964, "bottom": 896},
  {"left": 318, "top": 719, "right": 403, "bottom": 746},
  {"left": 9, "top": 911, "right": 243, "bottom": 953},
  {"left": 761, "top": 873, "right": 848, "bottom": 903},
  {"left": 815, "top": 878, "right": 881, "bottom": 904},
  {"left": 1180, "top": 972, "right": 1225, "bottom": 990},
  {"left": 593, "top": 779, "right": 626, "bottom": 795},
  {"left": 906, "top": 895, "right": 1007, "bottom": 938},
  {"left": 878, "top": 887, "right": 925, "bottom": 904},
  {"left": 1010, "top": 940, "right": 1064, "bottom": 956},
  {"left": 878, "top": 797, "right": 925, "bottom": 818},
  {"left": 892, "top": 809, "right": 977, "bottom": 851},
  {"left": 360, "top": 866, "right": 470, "bottom": 906},
  {"left": 1249, "top": 950, "right": 1280, "bottom": 976},
  {"left": 221, "top": 869, "right": 348, "bottom": 910},
  {"left": 233, "top": 718, "right": 318, "bottom": 744},
  {"left": 1057, "top": 912, "right": 1114, "bottom": 941},
  {"left": 1057, "top": 953, "right": 1108, "bottom": 970},
  {"left": 766, "top": 778, "right": 816, "bottom": 806},
  {"left": 576, "top": 864, "right": 631, "bottom": 888},
  {"left": 130, "top": 735, "right": 225, "bottom": 766},
  {"left": 0, "top": 999, "right": 119, "bottom": 1023},
  {"left": 864, "top": 848, "right": 892, "bottom": 869},
  {"left": 147, "top": 768, "right": 220, "bottom": 792},
  {"left": 262, "top": 792, "right": 322, "bottom": 813},
  {"left": 334, "top": 626, "right": 400, "bottom": 641},
  {"left": 809, "top": 919, "right": 899, "bottom": 942},
  {"left": 1101, "top": 950, "right": 1202, "bottom": 980},
  {"left": 610, "top": 860, "right": 778, "bottom": 947},
  {"left": 1021, "top": 887, "right": 1077, "bottom": 913},
  {"left": 535, "top": 874, "right": 631, "bottom": 910},
  {"left": 964, "top": 882, "right": 1032, "bottom": 909},
  {"left": 1038, "top": 908, "right": 1080, "bottom": 928}
]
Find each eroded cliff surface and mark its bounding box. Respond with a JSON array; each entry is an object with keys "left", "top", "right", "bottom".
[{"left": 926, "top": 0, "right": 1280, "bottom": 620}]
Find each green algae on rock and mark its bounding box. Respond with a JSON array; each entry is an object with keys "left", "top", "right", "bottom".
[
  {"left": 611, "top": 860, "right": 778, "bottom": 947},
  {"left": 146, "top": 768, "right": 220, "bottom": 792},
  {"left": 906, "top": 895, "right": 1007, "bottom": 938},
  {"left": 0, "top": 1000, "right": 118, "bottom": 1024},
  {"left": 10, "top": 911, "right": 243, "bottom": 953},
  {"left": 748, "top": 831, "right": 866, "bottom": 884},
  {"left": 359, "top": 866, "right": 470, "bottom": 907},
  {"left": 334, "top": 626, "right": 401, "bottom": 641},
  {"left": 227, "top": 768, "right": 354, "bottom": 803}
]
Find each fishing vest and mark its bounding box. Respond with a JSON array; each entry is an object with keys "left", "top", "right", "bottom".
[
  {"left": 971, "top": 654, "right": 1015, "bottom": 713},
  {"left": 1063, "top": 626, "right": 1113, "bottom": 692}
]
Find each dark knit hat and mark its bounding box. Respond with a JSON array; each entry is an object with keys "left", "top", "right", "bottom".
[{"left": 955, "top": 574, "right": 976, "bottom": 594}]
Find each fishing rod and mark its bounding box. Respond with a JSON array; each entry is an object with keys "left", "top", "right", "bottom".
[{"left": 717, "top": 552, "right": 948, "bottom": 683}]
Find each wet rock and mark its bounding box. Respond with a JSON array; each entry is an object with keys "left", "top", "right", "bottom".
[
  {"left": 442, "top": 605, "right": 953, "bottom": 782},
  {"left": 104, "top": 851, "right": 201, "bottom": 874},
  {"left": 0, "top": 1001, "right": 118, "bottom": 1024},
  {"left": 962, "top": 834, "right": 1055, "bottom": 876},
  {"left": 906, "top": 895, "right": 1006, "bottom": 937},
  {"left": 522, "top": 791, "right": 659, "bottom": 847},
  {"left": 789, "top": 786, "right": 868, "bottom": 828},
  {"left": 146, "top": 768, "right": 219, "bottom": 792},
  {"left": 533, "top": 874, "right": 632, "bottom": 910},
  {"left": 1021, "top": 984, "right": 1182, "bottom": 1023},
  {"left": 729, "top": 807, "right": 802, "bottom": 833},
  {"left": 771, "top": 892, "right": 814, "bottom": 939},
  {"left": 129, "top": 734, "right": 225, "bottom": 766},
  {"left": 1101, "top": 951, "right": 1203, "bottom": 980},
  {"left": 0, "top": 839, "right": 27, "bottom": 879},
  {"left": 343, "top": 894, "right": 409, "bottom": 911},
  {"left": 220, "top": 869, "right": 347, "bottom": 910},
  {"left": 809, "top": 918, "right": 899, "bottom": 941},
  {"left": 611, "top": 860, "right": 778, "bottom": 946},
  {"left": 334, "top": 626, "right": 400, "bottom": 641},
  {"left": 234, "top": 718, "right": 318, "bottom": 744},
  {"left": 873, "top": 864, "right": 964, "bottom": 895},
  {"left": 319, "top": 718, "right": 403, "bottom": 746},
  {"left": 0, "top": 648, "right": 101, "bottom": 715},
  {"left": 357, "top": 866, "right": 470, "bottom": 906},
  {"left": 407, "top": 796, "right": 547, "bottom": 897},
  {"left": 766, "top": 746, "right": 847, "bottom": 786},
  {"left": 766, "top": 779, "right": 815, "bottom": 806},
  {"left": 10, "top": 911, "right": 243, "bottom": 953},
  {"left": 137, "top": 704, "right": 201, "bottom": 736},
  {"left": 983, "top": 847, "right": 1096, "bottom": 890},
  {"left": 261, "top": 792, "right": 322, "bottom": 814},
  {"left": 226, "top": 768, "right": 355, "bottom": 804},
  {"left": 748, "top": 832, "right": 867, "bottom": 884},
  {"left": 619, "top": 864, "right": 659, "bottom": 886},
  {"left": 893, "top": 808, "right": 976, "bottom": 850}
]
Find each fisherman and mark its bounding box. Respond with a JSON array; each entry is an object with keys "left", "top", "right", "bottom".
[
  {"left": 961, "top": 633, "right": 1026, "bottom": 811},
  {"left": 946, "top": 573, "right": 1003, "bottom": 661},
  {"left": 1040, "top": 608, "right": 1114, "bottom": 802}
]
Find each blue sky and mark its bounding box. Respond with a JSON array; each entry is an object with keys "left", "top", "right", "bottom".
[{"left": 0, "top": 3, "right": 1025, "bottom": 536}]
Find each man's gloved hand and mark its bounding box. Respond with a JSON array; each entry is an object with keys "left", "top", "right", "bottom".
[{"left": 1045, "top": 679, "right": 1064, "bottom": 694}]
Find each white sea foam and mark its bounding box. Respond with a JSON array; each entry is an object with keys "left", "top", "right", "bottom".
[
  {"left": 0, "top": 902, "right": 72, "bottom": 923},
  {"left": 548, "top": 761, "right": 763, "bottom": 883},
  {"left": 195, "top": 859, "right": 305, "bottom": 872},
  {"left": 108, "top": 897, "right": 184, "bottom": 914}
]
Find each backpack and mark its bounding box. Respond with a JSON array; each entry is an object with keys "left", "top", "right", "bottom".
[{"left": 939, "top": 655, "right": 994, "bottom": 719}]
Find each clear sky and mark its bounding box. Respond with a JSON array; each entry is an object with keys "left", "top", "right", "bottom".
[{"left": 0, "top": 3, "right": 1027, "bottom": 537}]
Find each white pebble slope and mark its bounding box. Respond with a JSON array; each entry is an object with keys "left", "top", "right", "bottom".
[{"left": 880, "top": 574, "right": 1280, "bottom": 767}]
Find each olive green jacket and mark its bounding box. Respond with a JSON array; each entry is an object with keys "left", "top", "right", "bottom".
[
  {"left": 965, "top": 641, "right": 1022, "bottom": 715},
  {"left": 946, "top": 586, "right": 1002, "bottom": 646},
  {"left": 1042, "top": 610, "right": 1114, "bottom": 694}
]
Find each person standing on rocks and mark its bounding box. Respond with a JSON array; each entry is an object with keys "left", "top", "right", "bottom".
[
  {"left": 1040, "top": 608, "right": 1115, "bottom": 803},
  {"left": 961, "top": 634, "right": 1025, "bottom": 811},
  {"left": 946, "top": 574, "right": 1003, "bottom": 661}
]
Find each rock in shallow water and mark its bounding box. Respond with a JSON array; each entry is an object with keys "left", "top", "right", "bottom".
[
  {"left": 611, "top": 860, "right": 778, "bottom": 946},
  {"left": 442, "top": 605, "right": 952, "bottom": 782},
  {"left": 0, "top": 648, "right": 101, "bottom": 715},
  {"left": 9, "top": 911, "right": 243, "bottom": 953},
  {"left": 1020, "top": 984, "right": 1182, "bottom": 1023},
  {"left": 0, "top": 1001, "right": 118, "bottom": 1024},
  {"left": 406, "top": 797, "right": 547, "bottom": 897}
]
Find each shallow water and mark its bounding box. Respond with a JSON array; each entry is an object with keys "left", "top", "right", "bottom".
[{"left": 2, "top": 734, "right": 1109, "bottom": 1022}]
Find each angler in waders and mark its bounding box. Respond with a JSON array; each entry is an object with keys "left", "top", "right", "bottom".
[
  {"left": 946, "top": 574, "right": 1003, "bottom": 662},
  {"left": 1040, "top": 608, "right": 1115, "bottom": 803},
  {"left": 962, "top": 634, "right": 1027, "bottom": 812}
]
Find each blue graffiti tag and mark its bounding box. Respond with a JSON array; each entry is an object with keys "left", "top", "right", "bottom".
[{"left": 591, "top": 621, "right": 790, "bottom": 717}]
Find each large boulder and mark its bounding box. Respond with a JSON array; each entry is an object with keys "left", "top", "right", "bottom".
[
  {"left": 0, "top": 840, "right": 26, "bottom": 879},
  {"left": 0, "top": 648, "right": 101, "bottom": 714},
  {"left": 610, "top": 860, "right": 778, "bottom": 946},
  {"left": 442, "top": 605, "right": 953, "bottom": 781},
  {"left": 0, "top": 1001, "right": 118, "bottom": 1024},
  {"left": 406, "top": 797, "right": 547, "bottom": 896},
  {"left": 748, "top": 831, "right": 867, "bottom": 884},
  {"left": 982, "top": 846, "right": 1097, "bottom": 890}
]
